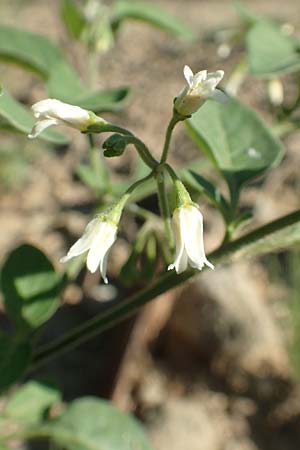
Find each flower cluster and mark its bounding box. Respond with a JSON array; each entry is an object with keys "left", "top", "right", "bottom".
[{"left": 29, "top": 65, "right": 223, "bottom": 282}]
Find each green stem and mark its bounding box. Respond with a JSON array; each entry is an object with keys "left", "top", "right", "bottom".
[
  {"left": 30, "top": 209, "right": 300, "bottom": 370},
  {"left": 88, "top": 123, "right": 157, "bottom": 169},
  {"left": 160, "top": 112, "right": 183, "bottom": 163},
  {"left": 156, "top": 171, "right": 174, "bottom": 250},
  {"left": 121, "top": 136, "right": 158, "bottom": 168}
]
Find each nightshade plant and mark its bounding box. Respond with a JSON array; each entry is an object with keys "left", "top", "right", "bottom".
[
  {"left": 29, "top": 65, "right": 225, "bottom": 281},
  {"left": 1, "top": 4, "right": 300, "bottom": 449}
]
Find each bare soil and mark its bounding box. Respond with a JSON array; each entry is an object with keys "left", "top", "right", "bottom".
[{"left": 1, "top": 1, "right": 300, "bottom": 450}]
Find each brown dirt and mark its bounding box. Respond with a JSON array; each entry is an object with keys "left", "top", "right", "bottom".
[{"left": 1, "top": 1, "right": 300, "bottom": 450}]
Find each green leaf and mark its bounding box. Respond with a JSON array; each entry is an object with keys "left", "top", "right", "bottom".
[
  {"left": 61, "top": 0, "right": 86, "bottom": 40},
  {"left": 0, "top": 24, "right": 63, "bottom": 78},
  {"left": 234, "top": 1, "right": 260, "bottom": 26},
  {"left": 75, "top": 87, "right": 130, "bottom": 113},
  {"left": 186, "top": 96, "right": 284, "bottom": 195},
  {"left": 0, "top": 25, "right": 129, "bottom": 114},
  {"left": 47, "top": 61, "right": 130, "bottom": 113},
  {"left": 113, "top": 0, "right": 195, "bottom": 41},
  {"left": 0, "top": 90, "right": 68, "bottom": 144},
  {"left": 246, "top": 20, "right": 300, "bottom": 77},
  {"left": 182, "top": 169, "right": 230, "bottom": 219},
  {"left": 44, "top": 397, "right": 153, "bottom": 450},
  {"left": 4, "top": 381, "right": 60, "bottom": 425},
  {"left": 1, "top": 244, "right": 63, "bottom": 329},
  {"left": 0, "top": 334, "right": 31, "bottom": 393}
]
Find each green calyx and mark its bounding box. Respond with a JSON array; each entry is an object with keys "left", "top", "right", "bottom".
[
  {"left": 174, "top": 179, "right": 192, "bottom": 208},
  {"left": 103, "top": 194, "right": 130, "bottom": 225},
  {"left": 85, "top": 113, "right": 108, "bottom": 133}
]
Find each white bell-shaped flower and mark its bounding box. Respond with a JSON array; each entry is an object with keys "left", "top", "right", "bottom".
[
  {"left": 174, "top": 65, "right": 226, "bottom": 116},
  {"left": 168, "top": 204, "right": 214, "bottom": 274},
  {"left": 28, "top": 99, "right": 105, "bottom": 138},
  {"left": 60, "top": 217, "right": 117, "bottom": 284}
]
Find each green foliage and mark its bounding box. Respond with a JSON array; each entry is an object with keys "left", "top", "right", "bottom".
[
  {"left": 246, "top": 20, "right": 300, "bottom": 77},
  {"left": 61, "top": 0, "right": 86, "bottom": 40},
  {"left": 1, "top": 244, "right": 63, "bottom": 330},
  {"left": 39, "top": 398, "right": 153, "bottom": 450},
  {"left": 0, "top": 90, "right": 68, "bottom": 144},
  {"left": 112, "top": 0, "right": 195, "bottom": 41},
  {"left": 46, "top": 60, "right": 129, "bottom": 113},
  {"left": 221, "top": 212, "right": 300, "bottom": 262},
  {"left": 234, "top": 1, "right": 260, "bottom": 26},
  {"left": 4, "top": 381, "right": 60, "bottom": 425},
  {"left": 186, "top": 96, "right": 284, "bottom": 203},
  {"left": 0, "top": 335, "right": 31, "bottom": 393},
  {"left": 182, "top": 169, "right": 230, "bottom": 220},
  {"left": 0, "top": 24, "right": 62, "bottom": 77},
  {"left": 0, "top": 25, "right": 130, "bottom": 115}
]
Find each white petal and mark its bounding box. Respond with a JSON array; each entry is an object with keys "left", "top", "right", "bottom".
[
  {"left": 86, "top": 222, "right": 117, "bottom": 273},
  {"left": 28, "top": 118, "right": 59, "bottom": 138},
  {"left": 172, "top": 208, "right": 189, "bottom": 273},
  {"left": 31, "top": 99, "right": 90, "bottom": 127},
  {"left": 183, "top": 65, "right": 194, "bottom": 87},
  {"left": 168, "top": 209, "right": 186, "bottom": 273},
  {"left": 193, "top": 70, "right": 207, "bottom": 86},
  {"left": 181, "top": 206, "right": 214, "bottom": 270},
  {"left": 60, "top": 218, "right": 100, "bottom": 263},
  {"left": 210, "top": 89, "right": 228, "bottom": 103},
  {"left": 207, "top": 70, "right": 224, "bottom": 83},
  {"left": 100, "top": 252, "right": 109, "bottom": 284}
]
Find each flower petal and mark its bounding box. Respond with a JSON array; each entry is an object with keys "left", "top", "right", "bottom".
[
  {"left": 183, "top": 65, "right": 194, "bottom": 87},
  {"left": 100, "top": 251, "right": 109, "bottom": 284},
  {"left": 86, "top": 222, "right": 117, "bottom": 274},
  {"left": 28, "top": 118, "right": 59, "bottom": 139},
  {"left": 181, "top": 206, "right": 214, "bottom": 270},
  {"left": 193, "top": 70, "right": 207, "bottom": 86},
  {"left": 210, "top": 89, "right": 228, "bottom": 103},
  {"left": 60, "top": 218, "right": 99, "bottom": 263}
]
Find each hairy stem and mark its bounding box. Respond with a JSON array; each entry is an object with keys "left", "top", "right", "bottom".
[{"left": 30, "top": 209, "right": 300, "bottom": 370}]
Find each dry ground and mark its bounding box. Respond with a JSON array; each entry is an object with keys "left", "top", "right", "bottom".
[{"left": 0, "top": 1, "right": 300, "bottom": 450}]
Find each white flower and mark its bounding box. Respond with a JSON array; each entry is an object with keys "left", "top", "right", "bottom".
[
  {"left": 168, "top": 204, "right": 214, "bottom": 274},
  {"left": 60, "top": 216, "right": 117, "bottom": 284},
  {"left": 174, "top": 65, "right": 226, "bottom": 116},
  {"left": 28, "top": 99, "right": 102, "bottom": 138}
]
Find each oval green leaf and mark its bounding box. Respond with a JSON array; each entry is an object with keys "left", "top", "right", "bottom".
[
  {"left": 186, "top": 96, "right": 284, "bottom": 194},
  {"left": 1, "top": 244, "right": 63, "bottom": 329},
  {"left": 113, "top": 0, "right": 195, "bottom": 41},
  {"left": 45, "top": 397, "right": 153, "bottom": 450},
  {"left": 4, "top": 381, "right": 60, "bottom": 425},
  {"left": 246, "top": 20, "right": 300, "bottom": 77}
]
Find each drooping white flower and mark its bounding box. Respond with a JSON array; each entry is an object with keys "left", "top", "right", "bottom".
[
  {"left": 60, "top": 216, "right": 117, "bottom": 284},
  {"left": 28, "top": 99, "right": 105, "bottom": 138},
  {"left": 168, "top": 204, "right": 214, "bottom": 274},
  {"left": 174, "top": 65, "right": 226, "bottom": 116}
]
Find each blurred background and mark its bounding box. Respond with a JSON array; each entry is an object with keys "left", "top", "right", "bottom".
[{"left": 0, "top": 1, "right": 300, "bottom": 449}]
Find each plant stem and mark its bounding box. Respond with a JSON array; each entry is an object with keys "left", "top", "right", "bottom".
[
  {"left": 30, "top": 209, "right": 300, "bottom": 371},
  {"left": 122, "top": 136, "right": 158, "bottom": 168},
  {"left": 89, "top": 123, "right": 158, "bottom": 169},
  {"left": 156, "top": 171, "right": 174, "bottom": 250},
  {"left": 160, "top": 112, "right": 183, "bottom": 163}
]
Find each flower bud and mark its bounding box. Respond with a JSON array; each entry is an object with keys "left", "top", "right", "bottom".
[
  {"left": 28, "top": 99, "right": 106, "bottom": 138},
  {"left": 103, "top": 134, "right": 127, "bottom": 157}
]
